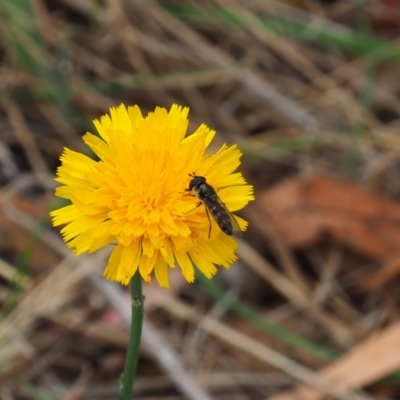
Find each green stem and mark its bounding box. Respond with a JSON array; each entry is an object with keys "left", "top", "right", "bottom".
[{"left": 119, "top": 271, "right": 144, "bottom": 400}]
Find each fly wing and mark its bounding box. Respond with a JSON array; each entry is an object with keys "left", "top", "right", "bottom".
[
  {"left": 228, "top": 212, "right": 243, "bottom": 238},
  {"left": 214, "top": 194, "right": 243, "bottom": 237}
]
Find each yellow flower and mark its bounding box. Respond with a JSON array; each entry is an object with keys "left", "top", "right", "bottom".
[{"left": 51, "top": 104, "right": 254, "bottom": 287}]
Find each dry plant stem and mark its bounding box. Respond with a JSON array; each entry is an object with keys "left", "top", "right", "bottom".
[{"left": 119, "top": 271, "right": 144, "bottom": 400}]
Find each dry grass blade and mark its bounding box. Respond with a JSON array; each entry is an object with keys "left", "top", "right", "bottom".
[
  {"left": 135, "top": 0, "right": 319, "bottom": 131},
  {"left": 2, "top": 101, "right": 50, "bottom": 176},
  {"left": 236, "top": 225, "right": 354, "bottom": 346},
  {"left": 0, "top": 249, "right": 109, "bottom": 344},
  {"left": 150, "top": 291, "right": 372, "bottom": 400}
]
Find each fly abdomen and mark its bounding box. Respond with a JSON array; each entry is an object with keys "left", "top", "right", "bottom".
[{"left": 208, "top": 202, "right": 233, "bottom": 235}]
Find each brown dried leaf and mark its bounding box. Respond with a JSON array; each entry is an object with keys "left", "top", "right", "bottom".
[
  {"left": 269, "top": 322, "right": 400, "bottom": 400},
  {"left": 258, "top": 175, "right": 400, "bottom": 259}
]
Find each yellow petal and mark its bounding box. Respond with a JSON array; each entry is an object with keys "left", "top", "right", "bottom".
[
  {"left": 82, "top": 133, "right": 110, "bottom": 161},
  {"left": 154, "top": 255, "right": 169, "bottom": 287},
  {"left": 103, "top": 243, "right": 124, "bottom": 281},
  {"left": 174, "top": 251, "right": 194, "bottom": 283}
]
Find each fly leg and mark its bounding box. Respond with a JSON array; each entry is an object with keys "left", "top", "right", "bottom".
[
  {"left": 205, "top": 206, "right": 212, "bottom": 238},
  {"left": 185, "top": 201, "right": 202, "bottom": 214},
  {"left": 184, "top": 202, "right": 212, "bottom": 238}
]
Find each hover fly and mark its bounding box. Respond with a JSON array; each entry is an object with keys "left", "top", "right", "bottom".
[{"left": 185, "top": 174, "right": 242, "bottom": 238}]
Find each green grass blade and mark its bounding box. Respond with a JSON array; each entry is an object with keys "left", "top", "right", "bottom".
[
  {"left": 163, "top": 5, "right": 400, "bottom": 62},
  {"left": 195, "top": 270, "right": 339, "bottom": 361}
]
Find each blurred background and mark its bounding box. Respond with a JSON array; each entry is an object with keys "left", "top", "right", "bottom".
[{"left": 1, "top": 0, "right": 400, "bottom": 399}]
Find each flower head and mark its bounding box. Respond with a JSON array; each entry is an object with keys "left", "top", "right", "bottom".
[{"left": 51, "top": 104, "right": 254, "bottom": 287}]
